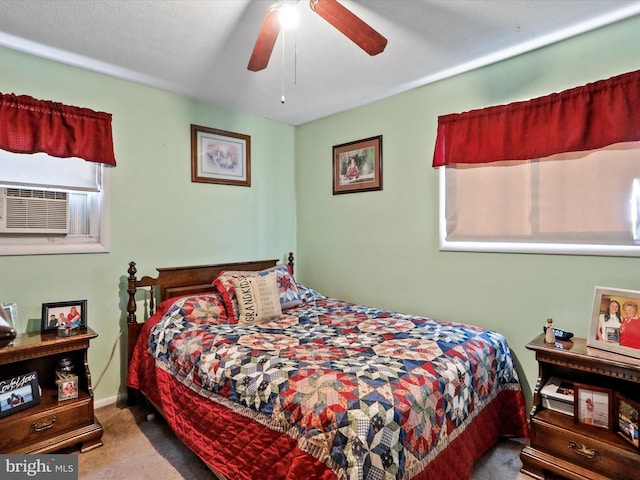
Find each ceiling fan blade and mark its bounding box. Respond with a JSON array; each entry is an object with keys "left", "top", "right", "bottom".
[
  {"left": 248, "top": 5, "right": 281, "bottom": 72},
  {"left": 310, "top": 0, "right": 387, "bottom": 56}
]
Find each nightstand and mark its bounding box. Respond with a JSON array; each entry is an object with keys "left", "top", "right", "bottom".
[
  {"left": 520, "top": 334, "right": 640, "bottom": 480},
  {"left": 0, "top": 328, "right": 103, "bottom": 453}
]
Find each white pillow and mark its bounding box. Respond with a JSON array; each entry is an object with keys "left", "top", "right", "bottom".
[{"left": 231, "top": 272, "right": 282, "bottom": 324}]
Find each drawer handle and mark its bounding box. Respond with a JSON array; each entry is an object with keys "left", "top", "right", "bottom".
[
  {"left": 568, "top": 441, "right": 599, "bottom": 460},
  {"left": 32, "top": 417, "right": 57, "bottom": 432}
]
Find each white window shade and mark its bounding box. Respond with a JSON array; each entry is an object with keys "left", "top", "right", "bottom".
[
  {"left": 0, "top": 151, "right": 100, "bottom": 192},
  {"left": 440, "top": 142, "right": 640, "bottom": 256}
]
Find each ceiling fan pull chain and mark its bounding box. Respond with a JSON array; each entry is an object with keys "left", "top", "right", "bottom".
[{"left": 281, "top": 27, "right": 286, "bottom": 104}]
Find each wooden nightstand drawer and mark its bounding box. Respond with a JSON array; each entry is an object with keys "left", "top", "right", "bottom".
[
  {"left": 522, "top": 336, "right": 640, "bottom": 480},
  {"left": 532, "top": 416, "right": 638, "bottom": 479},
  {"left": 0, "top": 396, "right": 92, "bottom": 451},
  {"left": 0, "top": 329, "right": 103, "bottom": 453}
]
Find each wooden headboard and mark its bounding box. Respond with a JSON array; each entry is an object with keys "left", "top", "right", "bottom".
[{"left": 126, "top": 253, "right": 294, "bottom": 365}]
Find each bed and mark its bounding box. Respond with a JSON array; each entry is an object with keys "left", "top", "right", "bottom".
[{"left": 125, "top": 254, "right": 528, "bottom": 480}]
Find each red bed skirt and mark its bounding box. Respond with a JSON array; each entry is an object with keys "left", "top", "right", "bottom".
[{"left": 128, "top": 341, "right": 529, "bottom": 480}]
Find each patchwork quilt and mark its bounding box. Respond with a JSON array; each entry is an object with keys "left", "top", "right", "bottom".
[{"left": 129, "top": 290, "right": 528, "bottom": 480}]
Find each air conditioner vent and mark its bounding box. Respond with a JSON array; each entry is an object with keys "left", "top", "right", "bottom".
[
  {"left": 6, "top": 188, "right": 68, "bottom": 201},
  {"left": 0, "top": 187, "right": 69, "bottom": 234}
]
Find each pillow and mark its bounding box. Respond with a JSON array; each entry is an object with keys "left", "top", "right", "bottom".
[
  {"left": 155, "top": 292, "right": 220, "bottom": 318},
  {"left": 213, "top": 270, "right": 258, "bottom": 323},
  {"left": 231, "top": 272, "right": 282, "bottom": 324},
  {"left": 257, "top": 264, "right": 303, "bottom": 310},
  {"left": 213, "top": 264, "right": 302, "bottom": 322}
]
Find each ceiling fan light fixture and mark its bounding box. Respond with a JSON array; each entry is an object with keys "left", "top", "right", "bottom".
[
  {"left": 278, "top": 3, "right": 299, "bottom": 30},
  {"left": 248, "top": 0, "right": 386, "bottom": 72}
]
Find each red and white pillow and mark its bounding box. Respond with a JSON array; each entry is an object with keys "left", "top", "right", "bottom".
[{"left": 213, "top": 264, "right": 302, "bottom": 323}]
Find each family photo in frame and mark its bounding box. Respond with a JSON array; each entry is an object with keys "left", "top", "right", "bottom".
[
  {"left": 41, "top": 300, "right": 87, "bottom": 333},
  {"left": 588, "top": 287, "right": 640, "bottom": 361}
]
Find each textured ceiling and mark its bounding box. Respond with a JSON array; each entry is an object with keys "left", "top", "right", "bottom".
[{"left": 0, "top": 0, "right": 639, "bottom": 125}]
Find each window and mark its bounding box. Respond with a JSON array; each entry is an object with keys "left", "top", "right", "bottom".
[
  {"left": 0, "top": 151, "right": 109, "bottom": 255},
  {"left": 439, "top": 142, "right": 640, "bottom": 256},
  {"left": 433, "top": 70, "right": 640, "bottom": 256},
  {"left": 0, "top": 92, "right": 115, "bottom": 255}
]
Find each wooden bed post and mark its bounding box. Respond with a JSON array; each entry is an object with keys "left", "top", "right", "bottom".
[
  {"left": 127, "top": 262, "right": 142, "bottom": 405},
  {"left": 127, "top": 262, "right": 138, "bottom": 324},
  {"left": 288, "top": 251, "right": 294, "bottom": 275}
]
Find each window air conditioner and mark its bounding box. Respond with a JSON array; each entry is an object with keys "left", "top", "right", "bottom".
[{"left": 0, "top": 187, "right": 69, "bottom": 234}]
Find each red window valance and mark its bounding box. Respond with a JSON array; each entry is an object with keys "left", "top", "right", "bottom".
[
  {"left": 432, "top": 69, "right": 640, "bottom": 167},
  {"left": 0, "top": 93, "right": 116, "bottom": 166}
]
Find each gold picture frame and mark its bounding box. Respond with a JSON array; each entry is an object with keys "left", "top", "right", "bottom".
[{"left": 57, "top": 374, "right": 78, "bottom": 401}]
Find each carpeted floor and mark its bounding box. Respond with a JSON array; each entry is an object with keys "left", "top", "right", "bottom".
[{"left": 75, "top": 403, "right": 533, "bottom": 479}]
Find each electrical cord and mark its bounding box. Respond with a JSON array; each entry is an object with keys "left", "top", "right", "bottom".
[{"left": 93, "top": 328, "right": 124, "bottom": 390}]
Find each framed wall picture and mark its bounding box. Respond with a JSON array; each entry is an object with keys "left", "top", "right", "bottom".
[
  {"left": 191, "top": 124, "right": 251, "bottom": 187},
  {"left": 615, "top": 392, "right": 640, "bottom": 448},
  {"left": 332, "top": 135, "right": 382, "bottom": 194},
  {"left": 0, "top": 371, "right": 41, "bottom": 418},
  {"left": 41, "top": 300, "right": 87, "bottom": 333},
  {"left": 587, "top": 287, "right": 640, "bottom": 361},
  {"left": 574, "top": 383, "right": 613, "bottom": 430}
]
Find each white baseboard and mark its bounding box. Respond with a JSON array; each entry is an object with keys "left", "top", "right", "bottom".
[{"left": 94, "top": 392, "right": 127, "bottom": 409}]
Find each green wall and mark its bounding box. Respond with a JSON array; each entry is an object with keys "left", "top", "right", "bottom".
[
  {"left": 0, "top": 46, "right": 296, "bottom": 405},
  {"left": 1, "top": 13, "right": 639, "bottom": 408},
  {"left": 295, "top": 14, "right": 640, "bottom": 405}
]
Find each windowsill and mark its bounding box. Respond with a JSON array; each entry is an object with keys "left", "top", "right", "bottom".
[
  {"left": 0, "top": 243, "right": 109, "bottom": 256},
  {"left": 439, "top": 238, "right": 640, "bottom": 257}
]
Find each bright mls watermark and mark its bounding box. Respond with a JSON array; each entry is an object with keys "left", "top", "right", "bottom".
[{"left": 0, "top": 455, "right": 77, "bottom": 479}]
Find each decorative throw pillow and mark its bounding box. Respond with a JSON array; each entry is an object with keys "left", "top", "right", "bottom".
[
  {"left": 231, "top": 272, "right": 282, "bottom": 324},
  {"left": 258, "top": 264, "right": 303, "bottom": 310},
  {"left": 213, "top": 270, "right": 258, "bottom": 324},
  {"left": 213, "top": 264, "right": 303, "bottom": 322}
]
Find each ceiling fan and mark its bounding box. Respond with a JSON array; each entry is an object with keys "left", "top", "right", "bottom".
[{"left": 248, "top": 0, "right": 388, "bottom": 72}]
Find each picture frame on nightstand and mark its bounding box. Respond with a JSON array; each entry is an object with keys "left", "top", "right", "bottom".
[
  {"left": 587, "top": 286, "right": 640, "bottom": 362},
  {"left": 41, "top": 299, "right": 87, "bottom": 333},
  {"left": 0, "top": 371, "right": 41, "bottom": 418},
  {"left": 57, "top": 374, "right": 78, "bottom": 401},
  {"left": 2, "top": 303, "right": 19, "bottom": 333},
  {"left": 616, "top": 392, "right": 640, "bottom": 448},
  {"left": 574, "top": 383, "right": 614, "bottom": 430}
]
